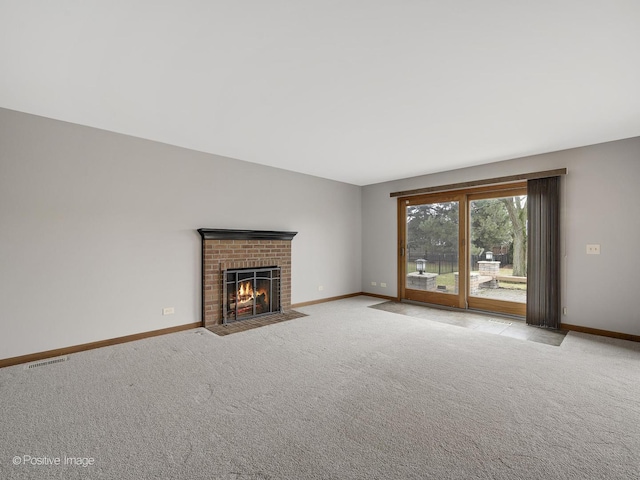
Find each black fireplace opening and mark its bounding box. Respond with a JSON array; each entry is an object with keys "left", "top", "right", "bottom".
[{"left": 223, "top": 266, "right": 281, "bottom": 324}]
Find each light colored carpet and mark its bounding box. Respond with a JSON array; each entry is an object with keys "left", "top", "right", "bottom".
[{"left": 1, "top": 296, "right": 639, "bottom": 479}]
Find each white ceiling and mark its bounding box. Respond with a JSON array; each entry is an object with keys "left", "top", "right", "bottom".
[{"left": 1, "top": 1, "right": 639, "bottom": 186}]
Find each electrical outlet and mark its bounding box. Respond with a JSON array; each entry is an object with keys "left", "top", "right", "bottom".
[
  {"left": 318, "top": 285, "right": 324, "bottom": 291},
  {"left": 162, "top": 307, "right": 175, "bottom": 315},
  {"left": 586, "top": 244, "right": 601, "bottom": 255},
  {"left": 380, "top": 283, "right": 387, "bottom": 288},
  {"left": 563, "top": 307, "right": 567, "bottom": 315},
  {"left": 371, "top": 281, "right": 377, "bottom": 286}
]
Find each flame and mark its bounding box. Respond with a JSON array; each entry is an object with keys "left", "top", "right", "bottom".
[
  {"left": 235, "top": 281, "right": 269, "bottom": 305},
  {"left": 238, "top": 281, "right": 254, "bottom": 300}
]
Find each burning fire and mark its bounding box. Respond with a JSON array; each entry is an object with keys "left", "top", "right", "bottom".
[
  {"left": 238, "top": 281, "right": 252, "bottom": 300},
  {"left": 236, "top": 281, "right": 268, "bottom": 305}
]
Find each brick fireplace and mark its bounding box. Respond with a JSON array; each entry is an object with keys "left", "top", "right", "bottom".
[{"left": 197, "top": 229, "right": 297, "bottom": 328}]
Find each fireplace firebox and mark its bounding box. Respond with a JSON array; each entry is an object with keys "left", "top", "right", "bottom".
[{"left": 223, "top": 266, "right": 281, "bottom": 324}]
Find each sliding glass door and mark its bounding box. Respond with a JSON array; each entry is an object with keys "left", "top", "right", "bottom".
[
  {"left": 401, "top": 193, "right": 466, "bottom": 308},
  {"left": 399, "top": 185, "right": 527, "bottom": 316},
  {"left": 467, "top": 189, "right": 527, "bottom": 316}
]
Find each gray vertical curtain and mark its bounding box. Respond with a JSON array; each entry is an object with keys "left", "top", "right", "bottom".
[{"left": 526, "top": 176, "right": 561, "bottom": 328}]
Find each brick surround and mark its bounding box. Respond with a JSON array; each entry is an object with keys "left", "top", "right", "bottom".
[{"left": 198, "top": 229, "right": 297, "bottom": 328}]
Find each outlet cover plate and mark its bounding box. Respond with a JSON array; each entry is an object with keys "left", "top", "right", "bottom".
[{"left": 586, "top": 244, "right": 600, "bottom": 255}]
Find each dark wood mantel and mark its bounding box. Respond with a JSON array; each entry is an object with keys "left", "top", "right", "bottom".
[{"left": 197, "top": 229, "right": 298, "bottom": 241}]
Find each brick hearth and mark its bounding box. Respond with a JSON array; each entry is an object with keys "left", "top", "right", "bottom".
[{"left": 197, "top": 229, "right": 297, "bottom": 328}]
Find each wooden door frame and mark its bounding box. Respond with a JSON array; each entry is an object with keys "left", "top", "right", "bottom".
[
  {"left": 466, "top": 186, "right": 527, "bottom": 316},
  {"left": 398, "top": 192, "right": 467, "bottom": 309}
]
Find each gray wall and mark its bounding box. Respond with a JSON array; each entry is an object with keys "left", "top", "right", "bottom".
[
  {"left": 362, "top": 138, "right": 640, "bottom": 336},
  {"left": 0, "top": 108, "right": 362, "bottom": 359}
]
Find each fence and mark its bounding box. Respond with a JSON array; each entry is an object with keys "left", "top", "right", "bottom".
[
  {"left": 408, "top": 253, "right": 458, "bottom": 275},
  {"left": 408, "top": 252, "right": 513, "bottom": 275}
]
